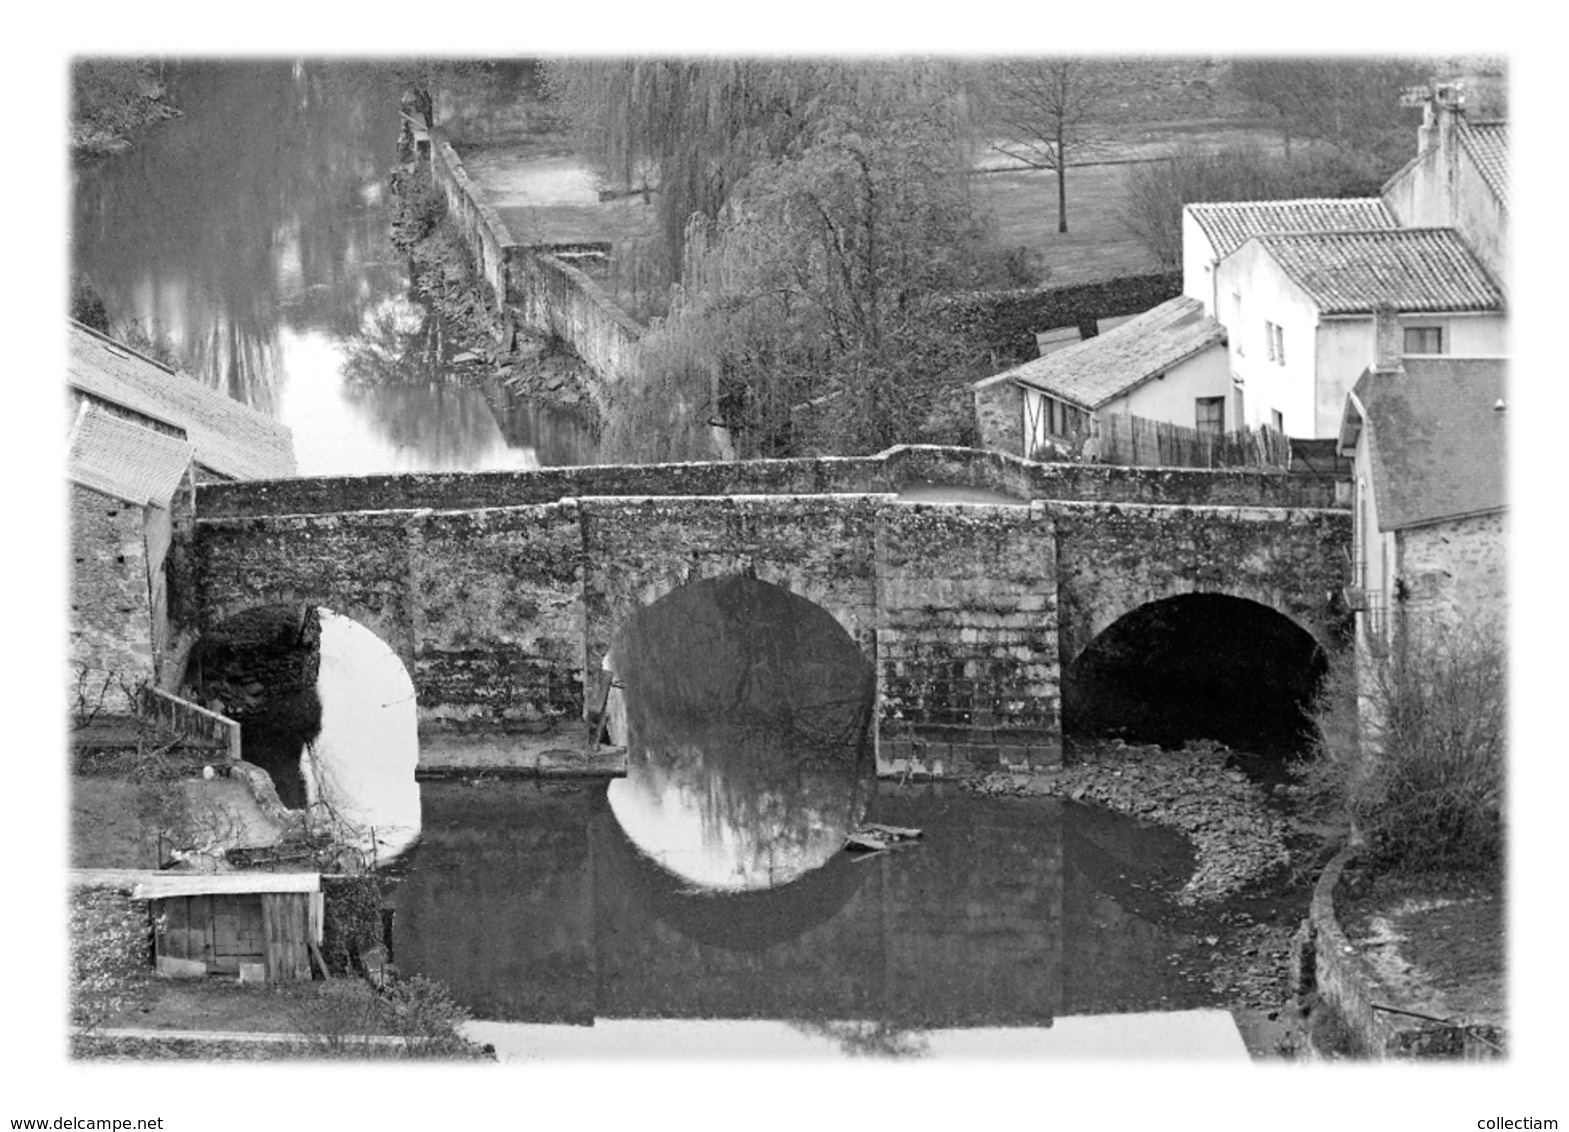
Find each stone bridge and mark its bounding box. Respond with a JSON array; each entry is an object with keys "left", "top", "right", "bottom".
[{"left": 181, "top": 446, "right": 1350, "bottom": 775}]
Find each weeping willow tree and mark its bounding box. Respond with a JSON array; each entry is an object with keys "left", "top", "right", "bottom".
[
  {"left": 545, "top": 58, "right": 973, "bottom": 285},
  {"left": 601, "top": 95, "right": 1000, "bottom": 462}
]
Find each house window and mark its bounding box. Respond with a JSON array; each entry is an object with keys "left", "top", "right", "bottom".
[
  {"left": 1271, "top": 409, "right": 1285, "bottom": 433},
  {"left": 1273, "top": 323, "right": 1285, "bottom": 365},
  {"left": 1264, "top": 320, "right": 1275, "bottom": 362},
  {"left": 1403, "top": 326, "right": 1444, "bottom": 354},
  {"left": 1195, "top": 396, "right": 1225, "bottom": 438}
]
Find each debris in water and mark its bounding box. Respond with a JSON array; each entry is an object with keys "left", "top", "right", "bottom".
[{"left": 844, "top": 823, "right": 923, "bottom": 855}]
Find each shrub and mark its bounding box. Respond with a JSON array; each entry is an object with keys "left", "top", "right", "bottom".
[
  {"left": 70, "top": 889, "right": 153, "bottom": 1033},
  {"left": 291, "top": 975, "right": 485, "bottom": 1060},
  {"left": 1301, "top": 622, "right": 1505, "bottom": 874},
  {"left": 320, "top": 874, "right": 385, "bottom": 975}
]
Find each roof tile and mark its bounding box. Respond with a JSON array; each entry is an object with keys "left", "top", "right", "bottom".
[
  {"left": 68, "top": 322, "right": 296, "bottom": 481},
  {"left": 1187, "top": 198, "right": 1397, "bottom": 259},
  {"left": 68, "top": 403, "right": 196, "bottom": 506},
  {"left": 1007, "top": 296, "right": 1226, "bottom": 409},
  {"left": 1459, "top": 120, "right": 1508, "bottom": 205},
  {"left": 1254, "top": 228, "right": 1503, "bottom": 315}
]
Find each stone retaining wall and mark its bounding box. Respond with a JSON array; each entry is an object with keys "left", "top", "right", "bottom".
[{"left": 427, "top": 128, "right": 642, "bottom": 415}]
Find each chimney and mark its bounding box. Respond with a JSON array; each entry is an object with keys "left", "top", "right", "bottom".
[
  {"left": 1373, "top": 304, "right": 1404, "bottom": 374},
  {"left": 1418, "top": 99, "right": 1438, "bottom": 153}
]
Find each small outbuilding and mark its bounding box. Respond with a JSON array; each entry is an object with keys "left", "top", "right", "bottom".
[{"left": 131, "top": 872, "right": 323, "bottom": 983}]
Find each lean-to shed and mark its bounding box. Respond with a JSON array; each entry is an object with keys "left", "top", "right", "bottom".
[{"left": 130, "top": 872, "right": 323, "bottom": 983}]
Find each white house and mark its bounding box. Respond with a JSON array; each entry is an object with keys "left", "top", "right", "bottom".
[
  {"left": 1214, "top": 227, "right": 1506, "bottom": 438},
  {"left": 1381, "top": 85, "right": 1507, "bottom": 282},
  {"left": 1182, "top": 198, "right": 1397, "bottom": 316},
  {"left": 1336, "top": 354, "right": 1506, "bottom": 656},
  {"left": 1007, "top": 296, "right": 1228, "bottom": 460}
]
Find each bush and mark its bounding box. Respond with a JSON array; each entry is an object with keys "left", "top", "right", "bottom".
[
  {"left": 291, "top": 975, "right": 485, "bottom": 1060},
  {"left": 320, "top": 874, "right": 386, "bottom": 975},
  {"left": 1301, "top": 623, "right": 1505, "bottom": 874},
  {"left": 70, "top": 889, "right": 153, "bottom": 1033}
]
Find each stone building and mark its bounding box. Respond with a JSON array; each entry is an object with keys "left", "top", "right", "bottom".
[
  {"left": 68, "top": 402, "right": 196, "bottom": 716},
  {"left": 1336, "top": 351, "right": 1506, "bottom": 655},
  {"left": 67, "top": 321, "right": 297, "bottom": 717}
]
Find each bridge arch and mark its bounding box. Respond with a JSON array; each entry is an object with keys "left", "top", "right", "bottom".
[
  {"left": 185, "top": 602, "right": 421, "bottom": 857},
  {"left": 1062, "top": 592, "right": 1329, "bottom": 756},
  {"left": 1065, "top": 577, "right": 1330, "bottom": 671}
]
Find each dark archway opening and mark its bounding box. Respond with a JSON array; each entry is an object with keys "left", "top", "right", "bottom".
[
  {"left": 1062, "top": 594, "right": 1327, "bottom": 760},
  {"left": 185, "top": 603, "right": 322, "bottom": 807}
]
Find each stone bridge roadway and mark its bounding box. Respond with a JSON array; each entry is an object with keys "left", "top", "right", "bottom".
[{"left": 181, "top": 446, "right": 1350, "bottom": 775}]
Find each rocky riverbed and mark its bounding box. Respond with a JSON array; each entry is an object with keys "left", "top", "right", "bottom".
[{"left": 968, "top": 736, "right": 1329, "bottom": 1057}]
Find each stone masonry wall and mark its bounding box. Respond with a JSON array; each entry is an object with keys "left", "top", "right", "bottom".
[
  {"left": 428, "top": 128, "right": 643, "bottom": 416},
  {"left": 189, "top": 481, "right": 1349, "bottom": 774},
  {"left": 1398, "top": 511, "right": 1507, "bottom": 643},
  {"left": 506, "top": 248, "right": 644, "bottom": 402},
  {"left": 70, "top": 485, "right": 153, "bottom": 715},
  {"left": 972, "top": 371, "right": 1026, "bottom": 456},
  {"left": 1050, "top": 502, "right": 1352, "bottom": 665},
  {"left": 877, "top": 502, "right": 1062, "bottom": 772},
  {"left": 196, "top": 445, "right": 1340, "bottom": 520},
  {"left": 579, "top": 495, "right": 886, "bottom": 691},
  {"left": 429, "top": 129, "right": 513, "bottom": 306}
]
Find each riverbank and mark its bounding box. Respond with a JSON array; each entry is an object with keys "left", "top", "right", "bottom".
[
  {"left": 967, "top": 737, "right": 1325, "bottom": 1057},
  {"left": 389, "top": 159, "right": 604, "bottom": 427},
  {"left": 70, "top": 60, "right": 181, "bottom": 157}
]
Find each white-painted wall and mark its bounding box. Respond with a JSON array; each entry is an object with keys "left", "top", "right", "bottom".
[
  {"left": 1215, "top": 242, "right": 1319, "bottom": 436},
  {"left": 1099, "top": 343, "right": 1234, "bottom": 429},
  {"left": 1217, "top": 243, "right": 1507, "bottom": 438},
  {"left": 1316, "top": 314, "right": 1508, "bottom": 436},
  {"left": 1181, "top": 210, "right": 1219, "bottom": 312},
  {"left": 1382, "top": 119, "right": 1508, "bottom": 283}
]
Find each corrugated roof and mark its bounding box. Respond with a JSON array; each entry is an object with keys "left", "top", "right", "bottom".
[
  {"left": 1354, "top": 357, "right": 1506, "bottom": 530},
  {"left": 1008, "top": 296, "right": 1227, "bottom": 409},
  {"left": 68, "top": 322, "right": 296, "bottom": 481},
  {"left": 1253, "top": 228, "right": 1504, "bottom": 315},
  {"left": 1459, "top": 120, "right": 1509, "bottom": 206},
  {"left": 1186, "top": 198, "right": 1397, "bottom": 259},
  {"left": 68, "top": 402, "right": 195, "bottom": 507},
  {"left": 68, "top": 869, "right": 321, "bottom": 898}
]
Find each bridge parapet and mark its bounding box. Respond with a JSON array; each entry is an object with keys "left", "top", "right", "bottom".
[{"left": 195, "top": 446, "right": 1344, "bottom": 520}]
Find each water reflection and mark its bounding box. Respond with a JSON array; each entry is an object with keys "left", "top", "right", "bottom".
[
  {"left": 306, "top": 609, "right": 420, "bottom": 863},
  {"left": 606, "top": 576, "right": 876, "bottom": 892},
  {"left": 71, "top": 58, "right": 597, "bottom": 474},
  {"left": 393, "top": 780, "right": 1211, "bottom": 1042}
]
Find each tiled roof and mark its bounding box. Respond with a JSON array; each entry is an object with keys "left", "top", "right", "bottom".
[
  {"left": 1186, "top": 198, "right": 1397, "bottom": 259},
  {"left": 68, "top": 322, "right": 296, "bottom": 481},
  {"left": 1008, "top": 296, "right": 1226, "bottom": 409},
  {"left": 1253, "top": 229, "right": 1504, "bottom": 315},
  {"left": 1353, "top": 357, "right": 1506, "bottom": 530},
  {"left": 68, "top": 402, "right": 195, "bottom": 507},
  {"left": 1459, "top": 120, "right": 1509, "bottom": 205}
]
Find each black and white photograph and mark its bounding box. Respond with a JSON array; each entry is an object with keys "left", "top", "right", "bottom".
[{"left": 14, "top": 19, "right": 1559, "bottom": 1130}]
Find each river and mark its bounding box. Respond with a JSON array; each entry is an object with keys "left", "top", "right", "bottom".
[{"left": 71, "top": 59, "right": 598, "bottom": 475}]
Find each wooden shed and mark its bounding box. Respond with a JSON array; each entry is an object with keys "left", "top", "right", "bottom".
[{"left": 130, "top": 872, "right": 323, "bottom": 983}]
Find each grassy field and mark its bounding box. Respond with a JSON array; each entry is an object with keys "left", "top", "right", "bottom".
[{"left": 975, "top": 164, "right": 1160, "bottom": 287}]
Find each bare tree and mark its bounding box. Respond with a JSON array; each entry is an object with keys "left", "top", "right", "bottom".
[
  {"left": 985, "top": 59, "right": 1116, "bottom": 234},
  {"left": 1227, "top": 57, "right": 1432, "bottom": 171}
]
